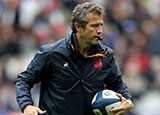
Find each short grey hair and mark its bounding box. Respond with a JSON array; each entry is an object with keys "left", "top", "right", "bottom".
[{"left": 71, "top": 2, "right": 104, "bottom": 32}]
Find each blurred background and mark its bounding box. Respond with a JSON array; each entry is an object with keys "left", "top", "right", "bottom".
[{"left": 0, "top": 0, "right": 160, "bottom": 115}]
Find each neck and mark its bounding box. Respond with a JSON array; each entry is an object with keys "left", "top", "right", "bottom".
[{"left": 76, "top": 33, "right": 91, "bottom": 56}]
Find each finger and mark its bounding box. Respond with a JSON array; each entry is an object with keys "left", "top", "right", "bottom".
[
  {"left": 34, "top": 110, "right": 38, "bottom": 115},
  {"left": 116, "top": 93, "right": 125, "bottom": 101},
  {"left": 113, "top": 110, "right": 124, "bottom": 115},
  {"left": 120, "top": 114, "right": 125, "bottom": 115},
  {"left": 110, "top": 106, "right": 123, "bottom": 112},
  {"left": 37, "top": 107, "right": 47, "bottom": 114}
]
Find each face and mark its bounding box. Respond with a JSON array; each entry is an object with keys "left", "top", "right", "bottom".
[{"left": 78, "top": 13, "right": 104, "bottom": 46}]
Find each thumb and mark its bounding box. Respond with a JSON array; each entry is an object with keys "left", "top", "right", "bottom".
[{"left": 37, "top": 107, "right": 47, "bottom": 114}]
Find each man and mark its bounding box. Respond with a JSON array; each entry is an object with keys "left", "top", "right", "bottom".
[{"left": 15, "top": 2, "right": 133, "bottom": 115}]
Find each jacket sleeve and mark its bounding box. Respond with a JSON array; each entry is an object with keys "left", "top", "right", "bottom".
[
  {"left": 15, "top": 46, "right": 49, "bottom": 112},
  {"left": 104, "top": 51, "right": 132, "bottom": 101}
]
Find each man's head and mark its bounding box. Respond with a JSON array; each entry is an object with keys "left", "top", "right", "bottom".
[
  {"left": 71, "top": 2, "right": 104, "bottom": 32},
  {"left": 71, "top": 2, "right": 104, "bottom": 46}
]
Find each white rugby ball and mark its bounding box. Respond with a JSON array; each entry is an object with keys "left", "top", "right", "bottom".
[{"left": 92, "top": 89, "right": 121, "bottom": 115}]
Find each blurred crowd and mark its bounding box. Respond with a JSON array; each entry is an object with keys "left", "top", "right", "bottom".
[{"left": 0, "top": 0, "right": 160, "bottom": 115}]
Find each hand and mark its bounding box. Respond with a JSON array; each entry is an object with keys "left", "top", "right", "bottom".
[
  {"left": 23, "top": 105, "right": 46, "bottom": 115},
  {"left": 110, "top": 93, "right": 133, "bottom": 115}
]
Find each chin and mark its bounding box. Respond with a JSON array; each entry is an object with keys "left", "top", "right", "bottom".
[{"left": 93, "top": 41, "right": 99, "bottom": 45}]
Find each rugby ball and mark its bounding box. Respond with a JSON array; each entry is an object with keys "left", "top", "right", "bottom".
[{"left": 91, "top": 89, "right": 121, "bottom": 115}]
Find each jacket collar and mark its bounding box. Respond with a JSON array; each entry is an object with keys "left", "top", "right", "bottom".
[
  {"left": 71, "top": 32, "right": 81, "bottom": 53},
  {"left": 70, "top": 32, "right": 108, "bottom": 58}
]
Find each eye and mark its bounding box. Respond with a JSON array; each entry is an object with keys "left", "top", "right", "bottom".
[
  {"left": 91, "top": 23, "right": 103, "bottom": 27},
  {"left": 91, "top": 24, "right": 99, "bottom": 27}
]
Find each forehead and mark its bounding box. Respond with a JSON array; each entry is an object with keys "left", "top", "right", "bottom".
[{"left": 86, "top": 12, "right": 103, "bottom": 24}]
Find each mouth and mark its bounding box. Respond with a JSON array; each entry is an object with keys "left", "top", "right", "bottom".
[{"left": 94, "top": 36, "right": 102, "bottom": 40}]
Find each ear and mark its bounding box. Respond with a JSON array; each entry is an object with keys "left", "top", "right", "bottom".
[{"left": 74, "top": 22, "right": 81, "bottom": 32}]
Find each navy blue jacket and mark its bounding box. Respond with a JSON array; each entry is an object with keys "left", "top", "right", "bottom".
[{"left": 15, "top": 33, "right": 132, "bottom": 115}]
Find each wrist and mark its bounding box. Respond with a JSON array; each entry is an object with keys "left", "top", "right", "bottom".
[
  {"left": 126, "top": 100, "right": 134, "bottom": 109},
  {"left": 23, "top": 104, "right": 33, "bottom": 113}
]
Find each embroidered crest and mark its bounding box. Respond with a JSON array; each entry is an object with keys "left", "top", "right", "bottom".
[
  {"left": 93, "top": 58, "right": 102, "bottom": 70},
  {"left": 64, "top": 62, "right": 69, "bottom": 68}
]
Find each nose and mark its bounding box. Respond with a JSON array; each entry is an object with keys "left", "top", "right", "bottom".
[{"left": 97, "top": 26, "right": 103, "bottom": 35}]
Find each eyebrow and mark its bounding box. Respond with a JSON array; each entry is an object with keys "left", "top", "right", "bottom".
[{"left": 90, "top": 23, "right": 103, "bottom": 26}]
